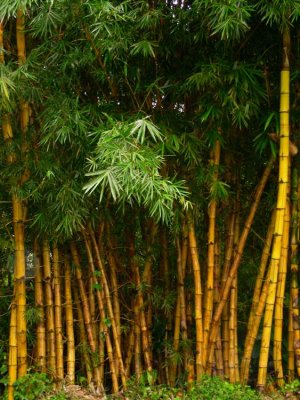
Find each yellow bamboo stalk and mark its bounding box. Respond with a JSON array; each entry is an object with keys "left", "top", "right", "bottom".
[
  {"left": 229, "top": 207, "right": 240, "bottom": 383},
  {"left": 82, "top": 234, "right": 119, "bottom": 392},
  {"left": 247, "top": 209, "right": 276, "bottom": 332},
  {"left": 240, "top": 210, "right": 276, "bottom": 383},
  {"left": 203, "top": 140, "right": 221, "bottom": 365},
  {"left": 107, "top": 247, "right": 121, "bottom": 350},
  {"left": 240, "top": 265, "right": 271, "bottom": 383},
  {"left": 233, "top": 209, "right": 240, "bottom": 383},
  {"left": 171, "top": 235, "right": 188, "bottom": 382},
  {"left": 73, "top": 282, "right": 93, "bottom": 385},
  {"left": 288, "top": 293, "right": 295, "bottom": 381},
  {"left": 140, "top": 222, "right": 157, "bottom": 371},
  {"left": 15, "top": 9, "right": 30, "bottom": 378},
  {"left": 34, "top": 241, "right": 46, "bottom": 372},
  {"left": 126, "top": 231, "right": 143, "bottom": 381},
  {"left": 42, "top": 241, "right": 56, "bottom": 376},
  {"left": 128, "top": 229, "right": 153, "bottom": 375},
  {"left": 147, "top": 266, "right": 153, "bottom": 366},
  {"left": 70, "top": 242, "right": 102, "bottom": 387},
  {"left": 106, "top": 224, "right": 121, "bottom": 342},
  {"left": 87, "top": 228, "right": 127, "bottom": 387},
  {"left": 221, "top": 212, "right": 235, "bottom": 378},
  {"left": 8, "top": 300, "right": 17, "bottom": 400},
  {"left": 53, "top": 246, "right": 64, "bottom": 382},
  {"left": 187, "top": 213, "right": 204, "bottom": 378},
  {"left": 291, "top": 169, "right": 300, "bottom": 376},
  {"left": 229, "top": 275, "right": 238, "bottom": 383},
  {"left": 1, "top": 21, "right": 26, "bottom": 392},
  {"left": 161, "top": 227, "right": 172, "bottom": 385},
  {"left": 176, "top": 237, "right": 194, "bottom": 384},
  {"left": 124, "top": 326, "right": 135, "bottom": 376},
  {"left": 0, "top": 22, "right": 3, "bottom": 62},
  {"left": 170, "top": 296, "right": 181, "bottom": 386},
  {"left": 186, "top": 258, "right": 193, "bottom": 329},
  {"left": 99, "top": 320, "right": 105, "bottom": 382},
  {"left": 169, "top": 223, "right": 189, "bottom": 385},
  {"left": 88, "top": 276, "right": 98, "bottom": 357},
  {"left": 182, "top": 223, "right": 195, "bottom": 385},
  {"left": 273, "top": 200, "right": 290, "bottom": 386},
  {"left": 134, "top": 304, "right": 142, "bottom": 381},
  {"left": 214, "top": 231, "right": 224, "bottom": 377},
  {"left": 206, "top": 157, "right": 274, "bottom": 371},
  {"left": 13, "top": 198, "right": 27, "bottom": 378},
  {"left": 64, "top": 255, "right": 75, "bottom": 384},
  {"left": 257, "top": 28, "right": 290, "bottom": 390},
  {"left": 135, "top": 259, "right": 152, "bottom": 374}
]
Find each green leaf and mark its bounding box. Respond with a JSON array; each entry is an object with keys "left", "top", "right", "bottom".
[{"left": 130, "top": 40, "right": 157, "bottom": 58}]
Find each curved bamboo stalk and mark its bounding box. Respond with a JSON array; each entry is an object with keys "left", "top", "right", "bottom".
[
  {"left": 240, "top": 210, "right": 276, "bottom": 383},
  {"left": 240, "top": 267, "right": 271, "bottom": 383},
  {"left": 247, "top": 208, "right": 276, "bottom": 332}
]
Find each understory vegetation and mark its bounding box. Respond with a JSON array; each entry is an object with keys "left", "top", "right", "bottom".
[
  {"left": 5, "top": 372, "right": 300, "bottom": 400},
  {"left": 1, "top": 0, "right": 300, "bottom": 399}
]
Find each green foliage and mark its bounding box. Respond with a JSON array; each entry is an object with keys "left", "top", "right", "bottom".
[
  {"left": 25, "top": 305, "right": 43, "bottom": 325},
  {"left": 196, "top": 0, "right": 253, "bottom": 41},
  {"left": 187, "top": 61, "right": 265, "bottom": 128},
  {"left": 111, "top": 376, "right": 263, "bottom": 400},
  {"left": 256, "top": 0, "right": 300, "bottom": 30},
  {"left": 46, "top": 394, "right": 67, "bottom": 400},
  {"left": 280, "top": 379, "right": 300, "bottom": 396},
  {"left": 189, "top": 376, "right": 262, "bottom": 400},
  {"left": 0, "top": 0, "right": 39, "bottom": 18},
  {"left": 253, "top": 112, "right": 279, "bottom": 156},
  {"left": 30, "top": 1, "right": 66, "bottom": 39},
  {"left": 130, "top": 40, "right": 158, "bottom": 58},
  {"left": 9, "top": 373, "right": 52, "bottom": 400},
  {"left": 84, "top": 115, "right": 190, "bottom": 222},
  {"left": 112, "top": 380, "right": 180, "bottom": 400}
]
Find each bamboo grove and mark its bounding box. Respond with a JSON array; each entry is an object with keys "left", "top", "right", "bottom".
[{"left": 1, "top": 0, "right": 300, "bottom": 398}]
